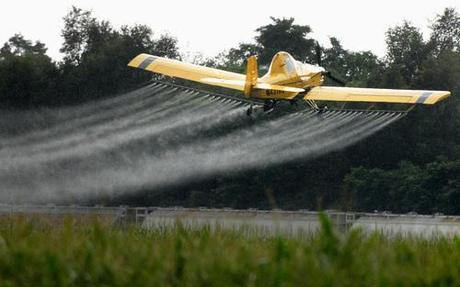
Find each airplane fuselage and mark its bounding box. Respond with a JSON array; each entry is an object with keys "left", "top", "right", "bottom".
[{"left": 255, "top": 52, "right": 325, "bottom": 100}]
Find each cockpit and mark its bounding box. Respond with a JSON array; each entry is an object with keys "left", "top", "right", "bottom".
[
  {"left": 296, "top": 61, "right": 325, "bottom": 76},
  {"left": 280, "top": 52, "right": 325, "bottom": 76}
]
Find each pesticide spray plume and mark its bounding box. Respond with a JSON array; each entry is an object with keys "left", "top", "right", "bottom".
[{"left": 0, "top": 82, "right": 406, "bottom": 203}]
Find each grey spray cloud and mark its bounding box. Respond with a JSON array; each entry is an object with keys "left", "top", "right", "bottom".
[{"left": 0, "top": 83, "right": 404, "bottom": 203}]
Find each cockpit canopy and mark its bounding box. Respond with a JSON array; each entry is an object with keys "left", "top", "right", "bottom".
[{"left": 263, "top": 51, "right": 325, "bottom": 81}]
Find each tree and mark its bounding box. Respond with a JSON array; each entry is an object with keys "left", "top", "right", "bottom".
[
  {"left": 0, "top": 34, "right": 57, "bottom": 107},
  {"left": 60, "top": 7, "right": 99, "bottom": 65},
  {"left": 223, "top": 44, "right": 261, "bottom": 73},
  {"left": 430, "top": 8, "right": 460, "bottom": 54},
  {"left": 385, "top": 21, "right": 427, "bottom": 85},
  {"left": 58, "top": 7, "right": 180, "bottom": 103},
  {"left": 0, "top": 34, "right": 47, "bottom": 58},
  {"left": 321, "top": 37, "right": 348, "bottom": 80},
  {"left": 255, "top": 17, "right": 316, "bottom": 65},
  {"left": 216, "top": 17, "right": 316, "bottom": 73},
  {"left": 343, "top": 159, "right": 460, "bottom": 214},
  {"left": 321, "top": 37, "right": 383, "bottom": 87}
]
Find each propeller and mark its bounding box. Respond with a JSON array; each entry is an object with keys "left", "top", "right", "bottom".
[
  {"left": 314, "top": 41, "right": 346, "bottom": 86},
  {"left": 315, "top": 42, "right": 322, "bottom": 67},
  {"left": 323, "top": 71, "right": 346, "bottom": 86}
]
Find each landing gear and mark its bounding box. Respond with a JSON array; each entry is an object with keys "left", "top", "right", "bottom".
[
  {"left": 306, "top": 99, "right": 319, "bottom": 111},
  {"left": 263, "top": 100, "right": 276, "bottom": 113},
  {"left": 246, "top": 105, "right": 254, "bottom": 116},
  {"left": 316, "top": 105, "right": 329, "bottom": 119},
  {"left": 317, "top": 105, "right": 328, "bottom": 114},
  {"left": 289, "top": 100, "right": 299, "bottom": 106}
]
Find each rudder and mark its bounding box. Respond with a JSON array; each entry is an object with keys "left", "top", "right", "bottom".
[{"left": 244, "top": 56, "right": 258, "bottom": 97}]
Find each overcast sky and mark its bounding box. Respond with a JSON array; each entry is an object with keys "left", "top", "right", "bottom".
[{"left": 1, "top": 0, "right": 459, "bottom": 61}]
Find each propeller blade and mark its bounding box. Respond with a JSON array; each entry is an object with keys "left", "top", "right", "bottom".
[
  {"left": 325, "top": 71, "right": 346, "bottom": 86},
  {"left": 315, "top": 41, "right": 322, "bottom": 66},
  {"left": 313, "top": 40, "right": 347, "bottom": 86}
]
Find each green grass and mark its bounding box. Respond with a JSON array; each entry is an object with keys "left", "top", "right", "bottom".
[{"left": 0, "top": 214, "right": 459, "bottom": 286}]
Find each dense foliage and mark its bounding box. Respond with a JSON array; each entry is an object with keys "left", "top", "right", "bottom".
[
  {"left": 0, "top": 216, "right": 459, "bottom": 286},
  {"left": 0, "top": 7, "right": 180, "bottom": 107},
  {"left": 0, "top": 7, "right": 459, "bottom": 214}
]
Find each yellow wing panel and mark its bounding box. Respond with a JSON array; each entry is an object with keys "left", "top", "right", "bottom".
[
  {"left": 305, "top": 86, "right": 451, "bottom": 105},
  {"left": 199, "top": 78, "right": 306, "bottom": 93},
  {"left": 200, "top": 78, "right": 245, "bottom": 91},
  {"left": 128, "top": 54, "right": 245, "bottom": 88}
]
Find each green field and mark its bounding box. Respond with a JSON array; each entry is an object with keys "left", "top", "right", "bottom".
[{"left": 0, "top": 215, "right": 459, "bottom": 286}]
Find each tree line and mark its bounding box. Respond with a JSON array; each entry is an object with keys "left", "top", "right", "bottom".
[
  {"left": 1, "top": 7, "right": 459, "bottom": 214},
  {"left": 0, "top": 7, "right": 180, "bottom": 108}
]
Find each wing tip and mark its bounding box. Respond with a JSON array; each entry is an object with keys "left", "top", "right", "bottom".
[
  {"left": 127, "top": 53, "right": 156, "bottom": 68},
  {"left": 420, "top": 91, "right": 451, "bottom": 105}
]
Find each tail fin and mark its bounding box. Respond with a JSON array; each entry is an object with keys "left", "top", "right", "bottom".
[{"left": 244, "top": 55, "right": 258, "bottom": 97}]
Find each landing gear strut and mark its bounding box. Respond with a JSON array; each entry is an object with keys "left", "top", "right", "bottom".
[
  {"left": 263, "top": 100, "right": 276, "bottom": 113},
  {"left": 317, "top": 105, "right": 328, "bottom": 114},
  {"left": 289, "top": 100, "right": 299, "bottom": 106},
  {"left": 246, "top": 105, "right": 254, "bottom": 116}
]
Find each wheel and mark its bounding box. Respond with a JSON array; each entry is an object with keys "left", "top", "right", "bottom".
[
  {"left": 246, "top": 105, "right": 253, "bottom": 116},
  {"left": 263, "top": 100, "right": 276, "bottom": 112}
]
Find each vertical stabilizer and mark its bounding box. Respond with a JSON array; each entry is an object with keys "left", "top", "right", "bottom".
[{"left": 244, "top": 56, "right": 258, "bottom": 97}]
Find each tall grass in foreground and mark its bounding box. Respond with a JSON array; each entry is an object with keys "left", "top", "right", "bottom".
[{"left": 0, "top": 215, "right": 459, "bottom": 286}]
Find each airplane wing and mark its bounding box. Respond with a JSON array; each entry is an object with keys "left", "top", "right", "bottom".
[
  {"left": 128, "top": 53, "right": 246, "bottom": 89},
  {"left": 128, "top": 54, "right": 304, "bottom": 93},
  {"left": 305, "top": 86, "right": 451, "bottom": 105},
  {"left": 254, "top": 82, "right": 304, "bottom": 93},
  {"left": 200, "top": 78, "right": 304, "bottom": 93}
]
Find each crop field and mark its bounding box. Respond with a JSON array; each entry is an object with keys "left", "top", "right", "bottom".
[{"left": 0, "top": 215, "right": 459, "bottom": 286}]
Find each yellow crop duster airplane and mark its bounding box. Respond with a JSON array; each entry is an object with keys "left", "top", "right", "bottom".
[{"left": 128, "top": 51, "right": 451, "bottom": 113}]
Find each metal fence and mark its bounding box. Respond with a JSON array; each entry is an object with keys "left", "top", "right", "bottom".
[{"left": 1, "top": 204, "right": 459, "bottom": 237}]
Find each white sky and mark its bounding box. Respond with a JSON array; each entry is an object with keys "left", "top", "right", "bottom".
[{"left": 1, "top": 0, "right": 459, "bottom": 61}]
